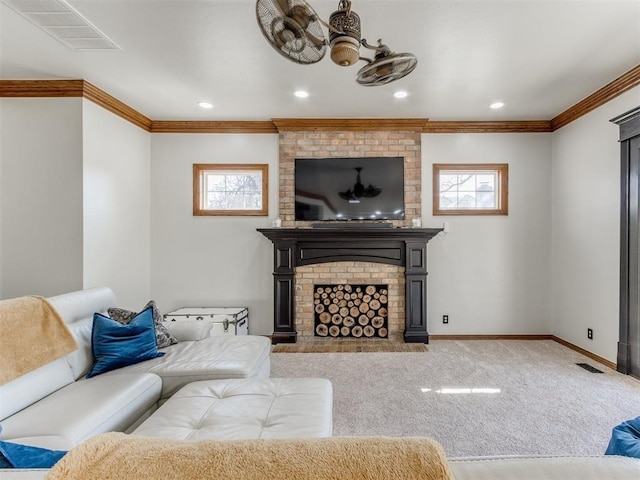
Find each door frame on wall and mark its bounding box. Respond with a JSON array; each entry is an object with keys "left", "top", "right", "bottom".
[{"left": 612, "top": 106, "right": 640, "bottom": 376}]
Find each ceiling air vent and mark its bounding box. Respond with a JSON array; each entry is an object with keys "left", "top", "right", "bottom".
[{"left": 1, "top": 0, "right": 120, "bottom": 50}]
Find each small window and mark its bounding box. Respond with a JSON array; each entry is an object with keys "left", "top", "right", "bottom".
[
  {"left": 193, "top": 164, "right": 268, "bottom": 216},
  {"left": 433, "top": 163, "right": 508, "bottom": 215}
]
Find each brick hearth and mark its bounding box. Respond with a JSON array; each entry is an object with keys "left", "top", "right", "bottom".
[{"left": 272, "top": 337, "right": 427, "bottom": 353}]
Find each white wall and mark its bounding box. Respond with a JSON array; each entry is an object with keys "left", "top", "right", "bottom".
[
  {"left": 82, "top": 100, "right": 152, "bottom": 309},
  {"left": 150, "top": 134, "right": 279, "bottom": 334},
  {"left": 0, "top": 98, "right": 84, "bottom": 298},
  {"left": 423, "top": 133, "right": 553, "bottom": 335},
  {"left": 3, "top": 91, "right": 637, "bottom": 359},
  {"left": 551, "top": 86, "right": 640, "bottom": 363}
]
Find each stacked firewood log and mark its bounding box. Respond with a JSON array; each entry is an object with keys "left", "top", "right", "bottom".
[{"left": 314, "top": 284, "right": 388, "bottom": 338}]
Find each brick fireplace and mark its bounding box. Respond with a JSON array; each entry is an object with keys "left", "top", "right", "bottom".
[
  {"left": 258, "top": 122, "right": 440, "bottom": 344},
  {"left": 279, "top": 129, "right": 419, "bottom": 341}
]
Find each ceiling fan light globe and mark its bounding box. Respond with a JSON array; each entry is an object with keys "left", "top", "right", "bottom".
[
  {"left": 330, "top": 40, "right": 360, "bottom": 66},
  {"left": 328, "top": 4, "right": 361, "bottom": 66}
]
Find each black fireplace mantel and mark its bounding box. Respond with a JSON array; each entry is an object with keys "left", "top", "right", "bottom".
[{"left": 257, "top": 227, "right": 442, "bottom": 344}]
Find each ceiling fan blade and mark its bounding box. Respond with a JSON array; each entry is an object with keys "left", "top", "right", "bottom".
[
  {"left": 363, "top": 185, "right": 382, "bottom": 198},
  {"left": 271, "top": 16, "right": 303, "bottom": 48},
  {"left": 339, "top": 190, "right": 354, "bottom": 201},
  {"left": 304, "top": 30, "right": 326, "bottom": 50},
  {"left": 356, "top": 53, "right": 417, "bottom": 86},
  {"left": 273, "top": 0, "right": 291, "bottom": 17}
]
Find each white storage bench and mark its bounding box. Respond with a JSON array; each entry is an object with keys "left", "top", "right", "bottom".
[
  {"left": 163, "top": 307, "right": 248, "bottom": 336},
  {"left": 132, "top": 378, "right": 334, "bottom": 440}
]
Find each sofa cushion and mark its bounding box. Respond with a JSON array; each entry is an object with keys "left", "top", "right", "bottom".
[
  {"left": 106, "top": 335, "right": 271, "bottom": 400},
  {"left": 87, "top": 308, "right": 164, "bottom": 378},
  {"left": 0, "top": 358, "right": 74, "bottom": 422},
  {"left": 0, "top": 373, "right": 161, "bottom": 447},
  {"left": 448, "top": 455, "right": 640, "bottom": 480},
  {"left": 47, "top": 287, "right": 116, "bottom": 380},
  {"left": 133, "top": 378, "right": 333, "bottom": 440},
  {"left": 0, "top": 470, "right": 49, "bottom": 480},
  {"left": 108, "top": 300, "right": 178, "bottom": 348}
]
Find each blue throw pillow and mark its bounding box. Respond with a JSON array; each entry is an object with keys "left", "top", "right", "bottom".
[
  {"left": 87, "top": 306, "right": 165, "bottom": 378},
  {"left": 0, "top": 440, "right": 66, "bottom": 468},
  {"left": 605, "top": 416, "right": 640, "bottom": 457}
]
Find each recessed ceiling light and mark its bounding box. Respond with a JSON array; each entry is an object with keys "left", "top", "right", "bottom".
[
  {"left": 490, "top": 102, "right": 505, "bottom": 109},
  {"left": 294, "top": 90, "right": 309, "bottom": 98},
  {"left": 197, "top": 101, "right": 214, "bottom": 109},
  {"left": 394, "top": 91, "right": 408, "bottom": 99}
]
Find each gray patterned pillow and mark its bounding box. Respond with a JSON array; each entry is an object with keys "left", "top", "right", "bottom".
[{"left": 108, "top": 300, "right": 178, "bottom": 348}]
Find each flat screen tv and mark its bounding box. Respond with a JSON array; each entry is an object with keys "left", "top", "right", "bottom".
[{"left": 295, "top": 157, "right": 405, "bottom": 221}]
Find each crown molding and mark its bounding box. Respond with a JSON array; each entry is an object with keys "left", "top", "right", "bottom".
[
  {"left": 3, "top": 63, "right": 639, "bottom": 134},
  {"left": 0, "top": 79, "right": 152, "bottom": 131},
  {"left": 271, "top": 118, "right": 429, "bottom": 132},
  {"left": 423, "top": 120, "right": 552, "bottom": 133},
  {"left": 82, "top": 81, "right": 152, "bottom": 131},
  {"left": 151, "top": 120, "right": 277, "bottom": 134},
  {"left": 551, "top": 64, "right": 640, "bottom": 131},
  {"left": 0, "top": 79, "right": 84, "bottom": 97}
]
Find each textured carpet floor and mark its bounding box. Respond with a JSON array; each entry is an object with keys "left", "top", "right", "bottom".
[{"left": 270, "top": 340, "right": 640, "bottom": 458}]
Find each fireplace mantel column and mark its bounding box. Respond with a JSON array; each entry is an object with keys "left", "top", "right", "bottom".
[
  {"left": 404, "top": 241, "right": 429, "bottom": 343},
  {"left": 258, "top": 227, "right": 443, "bottom": 344},
  {"left": 272, "top": 239, "right": 297, "bottom": 343}
]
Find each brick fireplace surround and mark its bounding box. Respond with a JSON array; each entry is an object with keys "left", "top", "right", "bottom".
[{"left": 259, "top": 127, "right": 441, "bottom": 344}]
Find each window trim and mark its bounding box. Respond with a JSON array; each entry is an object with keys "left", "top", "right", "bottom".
[
  {"left": 432, "top": 163, "right": 508, "bottom": 216},
  {"left": 193, "top": 163, "right": 269, "bottom": 216}
]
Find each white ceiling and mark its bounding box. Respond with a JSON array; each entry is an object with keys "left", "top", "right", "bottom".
[{"left": 2, "top": 0, "right": 639, "bottom": 121}]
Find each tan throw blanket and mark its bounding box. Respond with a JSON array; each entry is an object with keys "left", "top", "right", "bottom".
[
  {"left": 46, "top": 433, "right": 453, "bottom": 480},
  {"left": 0, "top": 295, "right": 78, "bottom": 385}
]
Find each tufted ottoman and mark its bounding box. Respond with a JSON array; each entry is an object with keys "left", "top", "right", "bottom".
[{"left": 132, "top": 378, "right": 333, "bottom": 440}]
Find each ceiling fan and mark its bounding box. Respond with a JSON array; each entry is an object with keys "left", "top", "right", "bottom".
[
  {"left": 338, "top": 167, "right": 382, "bottom": 201},
  {"left": 255, "top": 0, "right": 417, "bottom": 86}
]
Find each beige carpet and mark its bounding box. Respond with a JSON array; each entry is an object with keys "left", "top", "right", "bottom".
[{"left": 271, "top": 340, "right": 640, "bottom": 458}]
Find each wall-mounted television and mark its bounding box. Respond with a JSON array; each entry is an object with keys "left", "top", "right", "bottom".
[{"left": 295, "top": 157, "right": 405, "bottom": 221}]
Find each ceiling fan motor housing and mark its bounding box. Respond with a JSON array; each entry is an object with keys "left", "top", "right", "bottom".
[{"left": 329, "top": 7, "right": 361, "bottom": 66}]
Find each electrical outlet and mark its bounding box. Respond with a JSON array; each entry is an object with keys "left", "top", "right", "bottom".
[
  {"left": 443, "top": 315, "right": 449, "bottom": 324},
  {"left": 587, "top": 328, "right": 593, "bottom": 340}
]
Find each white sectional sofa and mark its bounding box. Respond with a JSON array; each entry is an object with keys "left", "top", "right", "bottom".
[
  {"left": 0, "top": 287, "right": 272, "bottom": 451},
  {"left": 1, "top": 287, "right": 639, "bottom": 480}
]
